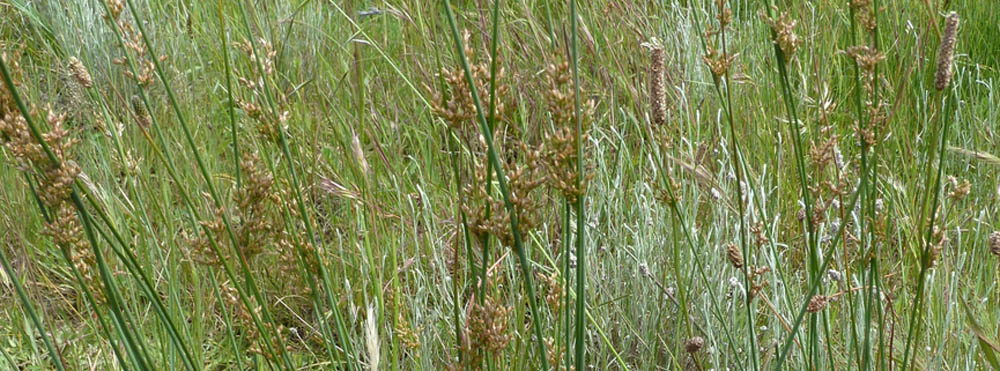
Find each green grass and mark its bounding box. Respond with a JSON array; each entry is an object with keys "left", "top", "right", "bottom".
[{"left": 1, "top": 0, "right": 999, "bottom": 369}]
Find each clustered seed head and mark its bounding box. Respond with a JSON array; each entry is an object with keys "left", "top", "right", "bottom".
[
  {"left": 750, "top": 221, "right": 770, "bottom": 246},
  {"left": 701, "top": 0, "right": 737, "bottom": 78},
  {"left": 1, "top": 108, "right": 82, "bottom": 208},
  {"left": 715, "top": 0, "right": 732, "bottom": 28},
  {"left": 851, "top": 0, "right": 878, "bottom": 33},
  {"left": 806, "top": 295, "right": 829, "bottom": 313},
  {"left": 67, "top": 57, "right": 93, "bottom": 88},
  {"left": 430, "top": 30, "right": 509, "bottom": 136},
  {"left": 106, "top": 3, "right": 166, "bottom": 91},
  {"left": 927, "top": 225, "right": 948, "bottom": 268},
  {"left": 843, "top": 21, "right": 889, "bottom": 148},
  {"left": 219, "top": 280, "right": 292, "bottom": 360},
  {"left": 810, "top": 135, "right": 840, "bottom": 174},
  {"left": 746, "top": 265, "right": 771, "bottom": 299},
  {"left": 845, "top": 46, "right": 885, "bottom": 75},
  {"left": 467, "top": 296, "right": 511, "bottom": 358},
  {"left": 537, "top": 271, "right": 563, "bottom": 312},
  {"left": 540, "top": 58, "right": 594, "bottom": 204},
  {"left": 543, "top": 337, "right": 568, "bottom": 370},
  {"left": 191, "top": 152, "right": 291, "bottom": 265},
  {"left": 685, "top": 336, "right": 705, "bottom": 353},
  {"left": 988, "top": 231, "right": 1000, "bottom": 259},
  {"left": 2, "top": 51, "right": 97, "bottom": 303},
  {"left": 104, "top": 0, "right": 124, "bottom": 21},
  {"left": 42, "top": 207, "right": 102, "bottom": 303},
  {"left": 762, "top": 6, "right": 802, "bottom": 59},
  {"left": 935, "top": 12, "right": 959, "bottom": 91},
  {"left": 702, "top": 43, "right": 736, "bottom": 78},
  {"left": 726, "top": 242, "right": 743, "bottom": 269},
  {"left": 653, "top": 173, "right": 681, "bottom": 206},
  {"left": 233, "top": 38, "right": 288, "bottom": 144},
  {"left": 394, "top": 311, "right": 421, "bottom": 350},
  {"left": 460, "top": 152, "right": 542, "bottom": 249},
  {"left": 946, "top": 176, "right": 970, "bottom": 200},
  {"left": 649, "top": 43, "right": 667, "bottom": 126}
]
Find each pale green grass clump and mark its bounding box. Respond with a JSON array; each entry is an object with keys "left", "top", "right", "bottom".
[{"left": 1, "top": 0, "right": 999, "bottom": 370}]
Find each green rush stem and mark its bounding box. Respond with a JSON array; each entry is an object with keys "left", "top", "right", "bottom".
[
  {"left": 217, "top": 0, "right": 242, "bottom": 188},
  {"left": 862, "top": 1, "right": 885, "bottom": 367},
  {"left": 15, "top": 155, "right": 129, "bottom": 371},
  {"left": 447, "top": 129, "right": 471, "bottom": 367},
  {"left": 847, "top": 2, "right": 869, "bottom": 369},
  {"left": 235, "top": 4, "right": 356, "bottom": 368},
  {"left": 570, "top": 0, "right": 587, "bottom": 368},
  {"left": 127, "top": 112, "right": 280, "bottom": 369},
  {"left": 762, "top": 1, "right": 818, "bottom": 275},
  {"left": 442, "top": 1, "right": 549, "bottom": 368},
  {"left": 78, "top": 185, "right": 201, "bottom": 371},
  {"left": 763, "top": 2, "right": 823, "bottom": 367},
  {"left": 716, "top": 14, "right": 759, "bottom": 369},
  {"left": 72, "top": 192, "right": 153, "bottom": 370},
  {"left": 562, "top": 198, "right": 572, "bottom": 370},
  {"left": 482, "top": 0, "right": 503, "bottom": 311},
  {"left": 901, "top": 88, "right": 955, "bottom": 371}
]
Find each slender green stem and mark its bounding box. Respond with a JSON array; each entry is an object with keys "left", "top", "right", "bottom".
[
  {"left": 901, "top": 87, "right": 955, "bottom": 371},
  {"left": 217, "top": 0, "right": 241, "bottom": 188},
  {"left": 569, "top": 0, "right": 587, "bottom": 369}
]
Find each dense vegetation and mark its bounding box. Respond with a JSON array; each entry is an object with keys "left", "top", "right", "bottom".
[{"left": 1, "top": 0, "right": 998, "bottom": 369}]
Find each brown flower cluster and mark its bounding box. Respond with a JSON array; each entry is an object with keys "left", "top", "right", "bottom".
[
  {"left": 1, "top": 50, "right": 98, "bottom": 303},
  {"left": 218, "top": 280, "right": 292, "bottom": 361},
  {"left": 67, "top": 57, "right": 93, "bottom": 89},
  {"left": 702, "top": 0, "right": 737, "bottom": 78},
  {"left": 233, "top": 37, "right": 289, "bottom": 143},
  {"left": 191, "top": 152, "right": 290, "bottom": 266},
  {"left": 108, "top": 13, "right": 162, "bottom": 88},
  {"left": 761, "top": 6, "right": 803, "bottom": 59},
  {"left": 466, "top": 296, "right": 512, "bottom": 360},
  {"left": 725, "top": 243, "right": 770, "bottom": 299},
  {"left": 806, "top": 294, "right": 830, "bottom": 313},
  {"left": 850, "top": 0, "right": 879, "bottom": 33},
  {"left": 461, "top": 150, "right": 545, "bottom": 248},
  {"left": 540, "top": 59, "right": 594, "bottom": 205},
  {"left": 844, "top": 2, "right": 889, "bottom": 148},
  {"left": 431, "top": 30, "right": 510, "bottom": 137},
  {"left": 537, "top": 271, "right": 563, "bottom": 312}
]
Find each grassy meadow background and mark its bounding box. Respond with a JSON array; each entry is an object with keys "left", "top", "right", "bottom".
[{"left": 1, "top": 0, "right": 999, "bottom": 369}]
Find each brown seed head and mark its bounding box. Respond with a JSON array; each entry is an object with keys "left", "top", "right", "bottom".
[
  {"left": 685, "top": 336, "right": 705, "bottom": 353},
  {"left": 68, "top": 57, "right": 93, "bottom": 88},
  {"left": 649, "top": 44, "right": 667, "bottom": 126},
  {"left": 935, "top": 12, "right": 959, "bottom": 91},
  {"left": 806, "top": 295, "right": 829, "bottom": 313},
  {"left": 988, "top": 231, "right": 1000, "bottom": 259},
  {"left": 762, "top": 7, "right": 802, "bottom": 58},
  {"left": 726, "top": 243, "right": 743, "bottom": 269}
]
